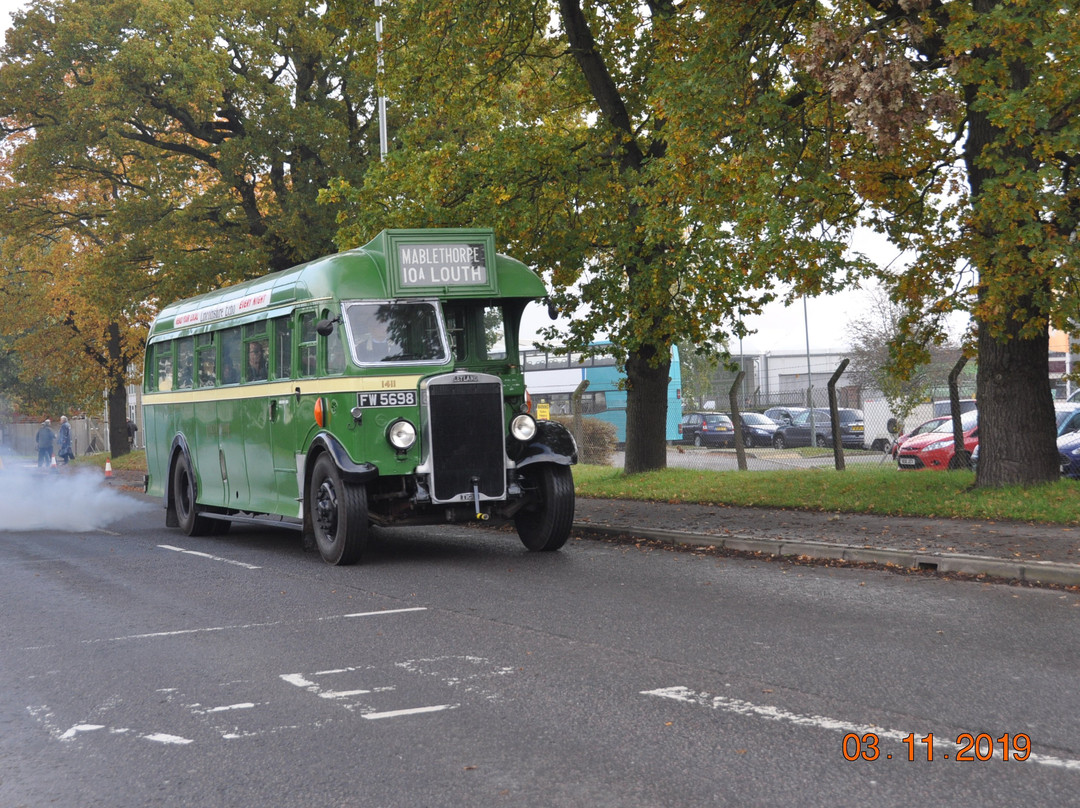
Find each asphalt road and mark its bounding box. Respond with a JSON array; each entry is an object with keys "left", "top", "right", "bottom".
[{"left": 2, "top": 486, "right": 1079, "bottom": 807}]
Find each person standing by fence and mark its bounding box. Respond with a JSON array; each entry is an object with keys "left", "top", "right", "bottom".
[
  {"left": 35, "top": 419, "right": 55, "bottom": 467},
  {"left": 57, "top": 415, "right": 73, "bottom": 464}
]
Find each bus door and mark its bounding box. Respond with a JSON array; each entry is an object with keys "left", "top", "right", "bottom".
[{"left": 265, "top": 313, "right": 304, "bottom": 517}]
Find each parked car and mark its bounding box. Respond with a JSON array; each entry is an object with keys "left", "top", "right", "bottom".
[
  {"left": 1059, "top": 430, "right": 1080, "bottom": 478},
  {"left": 727, "top": 412, "right": 780, "bottom": 447},
  {"left": 891, "top": 416, "right": 950, "bottom": 459},
  {"left": 896, "top": 410, "right": 978, "bottom": 470},
  {"left": 678, "top": 412, "right": 736, "bottom": 447},
  {"left": 771, "top": 408, "right": 866, "bottom": 450},
  {"left": 763, "top": 406, "right": 805, "bottom": 426},
  {"left": 1055, "top": 403, "right": 1080, "bottom": 437},
  {"left": 676, "top": 412, "right": 704, "bottom": 444}
]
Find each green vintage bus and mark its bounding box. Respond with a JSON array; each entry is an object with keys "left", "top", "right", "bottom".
[{"left": 143, "top": 228, "right": 577, "bottom": 564}]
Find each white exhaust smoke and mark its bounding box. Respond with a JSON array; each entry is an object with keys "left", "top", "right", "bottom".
[{"left": 0, "top": 468, "right": 154, "bottom": 532}]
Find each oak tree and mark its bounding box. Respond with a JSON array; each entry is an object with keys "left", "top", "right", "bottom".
[
  {"left": 0, "top": 0, "right": 380, "bottom": 453},
  {"left": 801, "top": 0, "right": 1080, "bottom": 486},
  {"left": 325, "top": 0, "right": 865, "bottom": 473}
]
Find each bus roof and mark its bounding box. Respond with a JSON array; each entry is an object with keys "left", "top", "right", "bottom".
[{"left": 149, "top": 228, "right": 548, "bottom": 339}]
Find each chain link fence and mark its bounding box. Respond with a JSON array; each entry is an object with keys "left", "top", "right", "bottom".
[{"left": 569, "top": 354, "right": 979, "bottom": 472}]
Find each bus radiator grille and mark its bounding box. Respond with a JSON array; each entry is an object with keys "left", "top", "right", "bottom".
[{"left": 428, "top": 380, "right": 506, "bottom": 503}]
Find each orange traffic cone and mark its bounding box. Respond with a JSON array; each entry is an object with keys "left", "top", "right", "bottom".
[
  {"left": 50, "top": 454, "right": 57, "bottom": 470},
  {"left": 104, "top": 457, "right": 113, "bottom": 477}
]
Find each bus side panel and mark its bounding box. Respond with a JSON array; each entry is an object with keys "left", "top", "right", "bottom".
[
  {"left": 269, "top": 391, "right": 303, "bottom": 518},
  {"left": 217, "top": 398, "right": 250, "bottom": 510},
  {"left": 143, "top": 402, "right": 167, "bottom": 498},
  {"left": 244, "top": 392, "right": 281, "bottom": 516},
  {"left": 191, "top": 401, "right": 225, "bottom": 509},
  {"left": 583, "top": 364, "right": 627, "bottom": 444}
]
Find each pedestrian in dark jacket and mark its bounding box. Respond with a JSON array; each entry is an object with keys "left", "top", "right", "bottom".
[
  {"left": 35, "top": 419, "right": 55, "bottom": 467},
  {"left": 57, "top": 416, "right": 73, "bottom": 464}
]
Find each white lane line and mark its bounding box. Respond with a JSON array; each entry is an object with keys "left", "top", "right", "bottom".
[
  {"left": 59, "top": 724, "right": 105, "bottom": 740},
  {"left": 143, "top": 732, "right": 193, "bottom": 745},
  {"left": 23, "top": 608, "right": 428, "bottom": 650},
  {"left": 319, "top": 690, "right": 371, "bottom": 699},
  {"left": 158, "top": 545, "right": 262, "bottom": 569},
  {"left": 643, "top": 686, "right": 1080, "bottom": 772},
  {"left": 204, "top": 703, "right": 255, "bottom": 713},
  {"left": 343, "top": 608, "right": 428, "bottom": 618},
  {"left": 363, "top": 705, "right": 454, "bottom": 720}
]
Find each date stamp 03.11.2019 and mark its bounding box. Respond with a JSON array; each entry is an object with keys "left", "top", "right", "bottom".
[{"left": 843, "top": 732, "right": 1031, "bottom": 762}]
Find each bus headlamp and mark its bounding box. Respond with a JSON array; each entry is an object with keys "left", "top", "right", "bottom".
[
  {"left": 511, "top": 414, "right": 537, "bottom": 441},
  {"left": 387, "top": 419, "right": 417, "bottom": 450}
]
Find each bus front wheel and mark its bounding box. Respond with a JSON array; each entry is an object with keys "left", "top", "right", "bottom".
[
  {"left": 309, "top": 454, "right": 368, "bottom": 565},
  {"left": 172, "top": 453, "right": 213, "bottom": 536},
  {"left": 514, "top": 464, "right": 575, "bottom": 552}
]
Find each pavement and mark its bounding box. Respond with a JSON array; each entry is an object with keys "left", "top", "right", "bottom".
[
  {"left": 572, "top": 497, "right": 1080, "bottom": 588},
  {"left": 41, "top": 462, "right": 1080, "bottom": 588}
]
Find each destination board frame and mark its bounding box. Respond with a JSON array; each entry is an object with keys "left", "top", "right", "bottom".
[{"left": 382, "top": 229, "right": 499, "bottom": 298}]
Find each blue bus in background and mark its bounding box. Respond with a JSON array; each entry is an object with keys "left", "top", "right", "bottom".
[{"left": 522, "top": 345, "right": 682, "bottom": 444}]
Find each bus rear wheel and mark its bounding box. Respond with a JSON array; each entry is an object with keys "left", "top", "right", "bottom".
[
  {"left": 514, "top": 464, "right": 575, "bottom": 552},
  {"left": 172, "top": 453, "right": 213, "bottom": 536},
  {"left": 309, "top": 453, "right": 368, "bottom": 565}
]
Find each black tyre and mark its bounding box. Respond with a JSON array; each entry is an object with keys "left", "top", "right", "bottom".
[
  {"left": 309, "top": 453, "right": 368, "bottom": 565},
  {"left": 743, "top": 432, "right": 754, "bottom": 448},
  {"left": 773, "top": 434, "right": 786, "bottom": 450},
  {"left": 172, "top": 453, "right": 213, "bottom": 536},
  {"left": 694, "top": 434, "right": 704, "bottom": 448},
  {"left": 514, "top": 464, "right": 575, "bottom": 552},
  {"left": 815, "top": 434, "right": 829, "bottom": 448}
]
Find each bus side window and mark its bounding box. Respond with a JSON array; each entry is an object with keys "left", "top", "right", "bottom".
[
  {"left": 299, "top": 312, "right": 317, "bottom": 377},
  {"left": 244, "top": 322, "right": 268, "bottom": 382},
  {"left": 273, "top": 317, "right": 292, "bottom": 379},
  {"left": 176, "top": 337, "right": 194, "bottom": 389},
  {"left": 482, "top": 305, "right": 506, "bottom": 360},
  {"left": 221, "top": 328, "right": 242, "bottom": 384},
  {"left": 444, "top": 305, "right": 467, "bottom": 361},
  {"left": 156, "top": 343, "right": 174, "bottom": 391},
  {"left": 325, "top": 311, "right": 345, "bottom": 374},
  {"left": 197, "top": 333, "right": 216, "bottom": 387}
]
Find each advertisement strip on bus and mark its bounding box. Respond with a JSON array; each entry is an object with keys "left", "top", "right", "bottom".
[{"left": 143, "top": 228, "right": 577, "bottom": 564}]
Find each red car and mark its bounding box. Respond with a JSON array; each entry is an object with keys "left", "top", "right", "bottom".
[
  {"left": 896, "top": 410, "right": 978, "bottom": 470},
  {"left": 890, "top": 415, "right": 949, "bottom": 459}
]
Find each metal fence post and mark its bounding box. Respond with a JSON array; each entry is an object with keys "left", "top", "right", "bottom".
[
  {"left": 948, "top": 356, "right": 970, "bottom": 470},
  {"left": 729, "top": 370, "right": 747, "bottom": 471},
  {"left": 571, "top": 379, "right": 590, "bottom": 454},
  {"left": 828, "top": 359, "right": 850, "bottom": 471}
]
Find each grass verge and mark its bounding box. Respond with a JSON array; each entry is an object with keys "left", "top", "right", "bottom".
[
  {"left": 61, "top": 451, "right": 1078, "bottom": 525},
  {"left": 573, "top": 464, "right": 1080, "bottom": 525}
]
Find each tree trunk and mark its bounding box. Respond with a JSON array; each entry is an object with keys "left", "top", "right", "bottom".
[
  {"left": 974, "top": 318, "right": 1059, "bottom": 486},
  {"left": 105, "top": 322, "right": 130, "bottom": 460},
  {"left": 623, "top": 346, "right": 670, "bottom": 474},
  {"left": 964, "top": 0, "right": 1057, "bottom": 487}
]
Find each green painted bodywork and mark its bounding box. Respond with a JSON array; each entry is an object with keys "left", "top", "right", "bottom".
[{"left": 143, "top": 229, "right": 547, "bottom": 520}]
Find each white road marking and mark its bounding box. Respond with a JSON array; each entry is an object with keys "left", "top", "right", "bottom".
[
  {"left": 143, "top": 732, "right": 193, "bottom": 745},
  {"left": 363, "top": 705, "right": 454, "bottom": 720},
  {"left": 343, "top": 607, "right": 428, "bottom": 618},
  {"left": 23, "top": 608, "right": 429, "bottom": 650},
  {"left": 204, "top": 703, "right": 255, "bottom": 713},
  {"left": 643, "top": 686, "right": 1080, "bottom": 772},
  {"left": 158, "top": 545, "right": 262, "bottom": 569},
  {"left": 59, "top": 724, "right": 105, "bottom": 740}
]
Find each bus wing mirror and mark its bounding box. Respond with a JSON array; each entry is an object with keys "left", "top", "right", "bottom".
[
  {"left": 316, "top": 317, "right": 339, "bottom": 336},
  {"left": 546, "top": 299, "right": 558, "bottom": 320}
]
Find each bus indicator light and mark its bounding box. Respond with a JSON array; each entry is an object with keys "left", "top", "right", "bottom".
[{"left": 314, "top": 397, "right": 326, "bottom": 428}]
